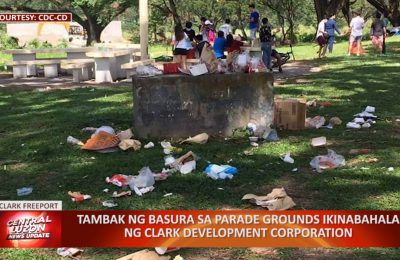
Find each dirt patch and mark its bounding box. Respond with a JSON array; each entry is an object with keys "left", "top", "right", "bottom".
[{"left": 275, "top": 60, "right": 323, "bottom": 86}]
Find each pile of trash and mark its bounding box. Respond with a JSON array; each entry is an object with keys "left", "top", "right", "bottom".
[
  {"left": 346, "top": 106, "right": 377, "bottom": 129},
  {"left": 242, "top": 188, "right": 296, "bottom": 210},
  {"left": 306, "top": 116, "right": 342, "bottom": 129},
  {"left": 67, "top": 126, "right": 144, "bottom": 153}
]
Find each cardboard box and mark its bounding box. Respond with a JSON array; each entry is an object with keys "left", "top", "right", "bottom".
[
  {"left": 189, "top": 63, "right": 208, "bottom": 76},
  {"left": 274, "top": 98, "right": 306, "bottom": 130}
]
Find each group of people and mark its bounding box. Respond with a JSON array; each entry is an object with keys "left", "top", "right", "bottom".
[
  {"left": 171, "top": 4, "right": 282, "bottom": 72},
  {"left": 316, "top": 10, "right": 389, "bottom": 58}
]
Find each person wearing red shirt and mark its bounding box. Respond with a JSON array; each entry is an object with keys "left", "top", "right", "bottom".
[{"left": 226, "top": 34, "right": 244, "bottom": 53}]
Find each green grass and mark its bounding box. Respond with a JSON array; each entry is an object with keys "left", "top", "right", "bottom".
[{"left": 1, "top": 38, "right": 400, "bottom": 259}]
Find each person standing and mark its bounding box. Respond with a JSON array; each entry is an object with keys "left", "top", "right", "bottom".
[
  {"left": 213, "top": 31, "right": 227, "bottom": 59},
  {"left": 325, "top": 14, "right": 341, "bottom": 54},
  {"left": 183, "top": 21, "right": 196, "bottom": 42},
  {"left": 226, "top": 34, "right": 244, "bottom": 53},
  {"left": 199, "top": 17, "right": 208, "bottom": 42},
  {"left": 370, "top": 12, "right": 386, "bottom": 54},
  {"left": 219, "top": 19, "right": 233, "bottom": 38},
  {"left": 316, "top": 17, "right": 328, "bottom": 58},
  {"left": 260, "top": 18, "right": 273, "bottom": 71},
  {"left": 172, "top": 25, "right": 192, "bottom": 69},
  {"left": 348, "top": 10, "right": 365, "bottom": 56},
  {"left": 248, "top": 4, "right": 260, "bottom": 45}
]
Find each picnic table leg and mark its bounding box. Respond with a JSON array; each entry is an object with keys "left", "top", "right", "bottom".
[
  {"left": 94, "top": 57, "right": 117, "bottom": 83},
  {"left": 44, "top": 64, "right": 59, "bottom": 78},
  {"left": 14, "top": 54, "right": 36, "bottom": 76},
  {"left": 115, "top": 54, "right": 131, "bottom": 79}
]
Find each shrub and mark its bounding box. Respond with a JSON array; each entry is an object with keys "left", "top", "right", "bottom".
[{"left": 0, "top": 31, "right": 19, "bottom": 50}]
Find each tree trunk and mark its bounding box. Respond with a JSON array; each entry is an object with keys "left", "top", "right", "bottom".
[
  {"left": 236, "top": 1, "right": 247, "bottom": 40},
  {"left": 168, "top": 0, "right": 182, "bottom": 27},
  {"left": 85, "top": 17, "right": 103, "bottom": 46},
  {"left": 314, "top": 0, "right": 349, "bottom": 23},
  {"left": 367, "top": 0, "right": 400, "bottom": 26}
]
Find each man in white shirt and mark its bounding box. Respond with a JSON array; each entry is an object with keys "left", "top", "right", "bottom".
[
  {"left": 219, "top": 19, "right": 233, "bottom": 38},
  {"left": 348, "top": 10, "right": 365, "bottom": 56}
]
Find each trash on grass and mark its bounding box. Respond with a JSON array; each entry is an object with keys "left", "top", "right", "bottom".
[
  {"left": 161, "top": 141, "right": 182, "bottom": 155},
  {"left": 119, "top": 139, "right": 141, "bottom": 151},
  {"left": 129, "top": 167, "right": 155, "bottom": 189},
  {"left": 263, "top": 128, "right": 279, "bottom": 142},
  {"left": 329, "top": 117, "right": 343, "bottom": 126},
  {"left": 155, "top": 247, "right": 180, "bottom": 255},
  {"left": 103, "top": 188, "right": 109, "bottom": 193},
  {"left": 106, "top": 174, "right": 130, "bottom": 187},
  {"left": 144, "top": 142, "right": 155, "bottom": 149},
  {"left": 164, "top": 155, "right": 176, "bottom": 166},
  {"left": 249, "top": 136, "right": 258, "bottom": 142},
  {"left": 57, "top": 247, "right": 83, "bottom": 259},
  {"left": 388, "top": 167, "right": 395, "bottom": 172},
  {"left": 17, "top": 187, "right": 33, "bottom": 196},
  {"left": 133, "top": 186, "right": 155, "bottom": 196},
  {"left": 116, "top": 249, "right": 169, "bottom": 260},
  {"left": 311, "top": 136, "right": 327, "bottom": 147},
  {"left": 82, "top": 131, "right": 120, "bottom": 151},
  {"left": 281, "top": 153, "right": 294, "bottom": 164},
  {"left": 153, "top": 172, "right": 169, "bottom": 181},
  {"left": 171, "top": 151, "right": 197, "bottom": 174},
  {"left": 68, "top": 191, "right": 91, "bottom": 202},
  {"left": 117, "top": 129, "right": 133, "bottom": 141},
  {"left": 204, "top": 164, "right": 238, "bottom": 180},
  {"left": 346, "top": 122, "right": 361, "bottom": 129},
  {"left": 102, "top": 200, "right": 118, "bottom": 208},
  {"left": 242, "top": 188, "right": 296, "bottom": 210},
  {"left": 251, "top": 142, "right": 259, "bottom": 147},
  {"left": 67, "top": 136, "right": 84, "bottom": 146},
  {"left": 112, "top": 191, "right": 132, "bottom": 198},
  {"left": 305, "top": 116, "right": 326, "bottom": 129},
  {"left": 310, "top": 149, "right": 346, "bottom": 173},
  {"left": 94, "top": 126, "right": 116, "bottom": 135},
  {"left": 349, "top": 149, "right": 372, "bottom": 155},
  {"left": 163, "top": 193, "right": 173, "bottom": 197}
]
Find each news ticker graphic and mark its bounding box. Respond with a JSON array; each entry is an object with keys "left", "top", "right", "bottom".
[
  {"left": 0, "top": 201, "right": 62, "bottom": 211},
  {"left": 0, "top": 210, "right": 399, "bottom": 248},
  {"left": 0, "top": 13, "right": 72, "bottom": 23}
]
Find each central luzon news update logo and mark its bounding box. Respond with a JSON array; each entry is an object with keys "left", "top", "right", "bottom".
[{"left": 7, "top": 213, "right": 52, "bottom": 240}]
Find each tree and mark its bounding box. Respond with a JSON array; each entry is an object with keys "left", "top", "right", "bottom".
[
  {"left": 367, "top": 0, "right": 400, "bottom": 26},
  {"left": 314, "top": 0, "right": 349, "bottom": 22},
  {"left": 0, "top": 0, "right": 137, "bottom": 45}
]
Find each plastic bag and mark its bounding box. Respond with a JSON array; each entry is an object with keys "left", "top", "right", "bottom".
[
  {"left": 129, "top": 167, "right": 155, "bottom": 188},
  {"left": 204, "top": 164, "right": 238, "bottom": 180},
  {"left": 306, "top": 116, "right": 326, "bottom": 129},
  {"left": 136, "top": 65, "right": 163, "bottom": 77},
  {"left": 310, "top": 149, "right": 346, "bottom": 173}
]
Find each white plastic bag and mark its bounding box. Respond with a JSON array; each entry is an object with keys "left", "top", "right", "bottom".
[
  {"left": 310, "top": 149, "right": 346, "bottom": 173},
  {"left": 129, "top": 167, "right": 155, "bottom": 188}
]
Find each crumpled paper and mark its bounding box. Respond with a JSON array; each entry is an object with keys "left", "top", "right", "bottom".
[
  {"left": 119, "top": 139, "right": 142, "bottom": 151},
  {"left": 180, "top": 133, "right": 209, "bottom": 145},
  {"left": 242, "top": 188, "right": 296, "bottom": 210}
]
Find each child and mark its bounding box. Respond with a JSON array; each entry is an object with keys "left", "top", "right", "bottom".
[
  {"left": 184, "top": 21, "right": 196, "bottom": 42},
  {"left": 213, "top": 31, "right": 227, "bottom": 59},
  {"left": 226, "top": 34, "right": 244, "bottom": 53},
  {"left": 219, "top": 19, "right": 233, "bottom": 38}
]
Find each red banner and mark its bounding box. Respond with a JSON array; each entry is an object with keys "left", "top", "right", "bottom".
[{"left": 0, "top": 210, "right": 399, "bottom": 248}]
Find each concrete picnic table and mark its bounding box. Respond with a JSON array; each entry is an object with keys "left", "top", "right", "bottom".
[
  {"left": 240, "top": 46, "right": 262, "bottom": 58},
  {"left": 85, "top": 49, "right": 133, "bottom": 83},
  {"left": 3, "top": 47, "right": 96, "bottom": 76}
]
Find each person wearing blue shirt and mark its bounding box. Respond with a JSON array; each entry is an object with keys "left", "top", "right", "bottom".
[
  {"left": 249, "top": 4, "right": 260, "bottom": 45},
  {"left": 325, "top": 14, "right": 342, "bottom": 54},
  {"left": 213, "top": 31, "right": 227, "bottom": 59}
]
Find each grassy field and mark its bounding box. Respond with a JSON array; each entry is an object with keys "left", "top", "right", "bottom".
[{"left": 1, "top": 38, "right": 400, "bottom": 259}]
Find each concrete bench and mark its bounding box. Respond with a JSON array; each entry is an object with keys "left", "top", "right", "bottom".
[
  {"left": 6, "top": 59, "right": 63, "bottom": 78},
  {"left": 61, "top": 59, "right": 94, "bottom": 83},
  {"left": 121, "top": 59, "right": 155, "bottom": 77}
]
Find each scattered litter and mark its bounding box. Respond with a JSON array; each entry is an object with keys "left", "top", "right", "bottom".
[
  {"left": 204, "top": 164, "right": 238, "bottom": 180},
  {"left": 180, "top": 133, "right": 209, "bottom": 144},
  {"left": 153, "top": 172, "right": 169, "bottom": 181},
  {"left": 247, "top": 123, "right": 257, "bottom": 135},
  {"left": 133, "top": 186, "right": 155, "bottom": 196},
  {"left": 263, "top": 128, "right": 279, "bottom": 142},
  {"left": 16, "top": 187, "right": 33, "bottom": 196},
  {"left": 388, "top": 167, "right": 395, "bottom": 172},
  {"left": 173, "top": 255, "right": 184, "bottom": 260},
  {"left": 103, "top": 188, "right": 109, "bottom": 193},
  {"left": 164, "top": 155, "right": 176, "bottom": 166},
  {"left": 94, "top": 126, "right": 116, "bottom": 135},
  {"left": 106, "top": 174, "right": 130, "bottom": 187},
  {"left": 67, "top": 136, "right": 84, "bottom": 146},
  {"left": 329, "top": 117, "right": 342, "bottom": 126},
  {"left": 163, "top": 193, "right": 173, "bottom": 197},
  {"left": 346, "top": 122, "right": 361, "bottom": 129},
  {"left": 68, "top": 191, "right": 91, "bottom": 202},
  {"left": 362, "top": 123, "right": 371, "bottom": 129},
  {"left": 306, "top": 100, "right": 317, "bottom": 107},
  {"left": 112, "top": 191, "right": 132, "bottom": 198},
  {"left": 144, "top": 142, "right": 155, "bottom": 149},
  {"left": 119, "top": 139, "right": 141, "bottom": 151},
  {"left": 242, "top": 188, "right": 296, "bottom": 210},
  {"left": 155, "top": 247, "right": 180, "bottom": 255},
  {"left": 347, "top": 107, "right": 378, "bottom": 130},
  {"left": 281, "top": 153, "right": 294, "bottom": 164},
  {"left": 161, "top": 141, "right": 182, "bottom": 154},
  {"left": 82, "top": 131, "right": 120, "bottom": 151},
  {"left": 136, "top": 65, "right": 163, "bottom": 77},
  {"left": 365, "top": 106, "right": 375, "bottom": 113},
  {"left": 129, "top": 167, "right": 155, "bottom": 189},
  {"left": 116, "top": 249, "right": 169, "bottom": 260},
  {"left": 360, "top": 167, "right": 370, "bottom": 170},
  {"left": 171, "top": 151, "right": 197, "bottom": 174},
  {"left": 349, "top": 149, "right": 372, "bottom": 155},
  {"left": 56, "top": 247, "right": 83, "bottom": 259},
  {"left": 311, "top": 136, "right": 327, "bottom": 147},
  {"left": 82, "top": 127, "right": 97, "bottom": 133},
  {"left": 218, "top": 188, "right": 224, "bottom": 190},
  {"left": 250, "top": 142, "right": 259, "bottom": 147},
  {"left": 117, "top": 129, "right": 133, "bottom": 141},
  {"left": 305, "top": 116, "right": 326, "bottom": 129},
  {"left": 249, "top": 136, "right": 258, "bottom": 142},
  {"left": 292, "top": 168, "right": 298, "bottom": 172},
  {"left": 102, "top": 200, "right": 118, "bottom": 208},
  {"left": 310, "top": 149, "right": 346, "bottom": 173}
]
